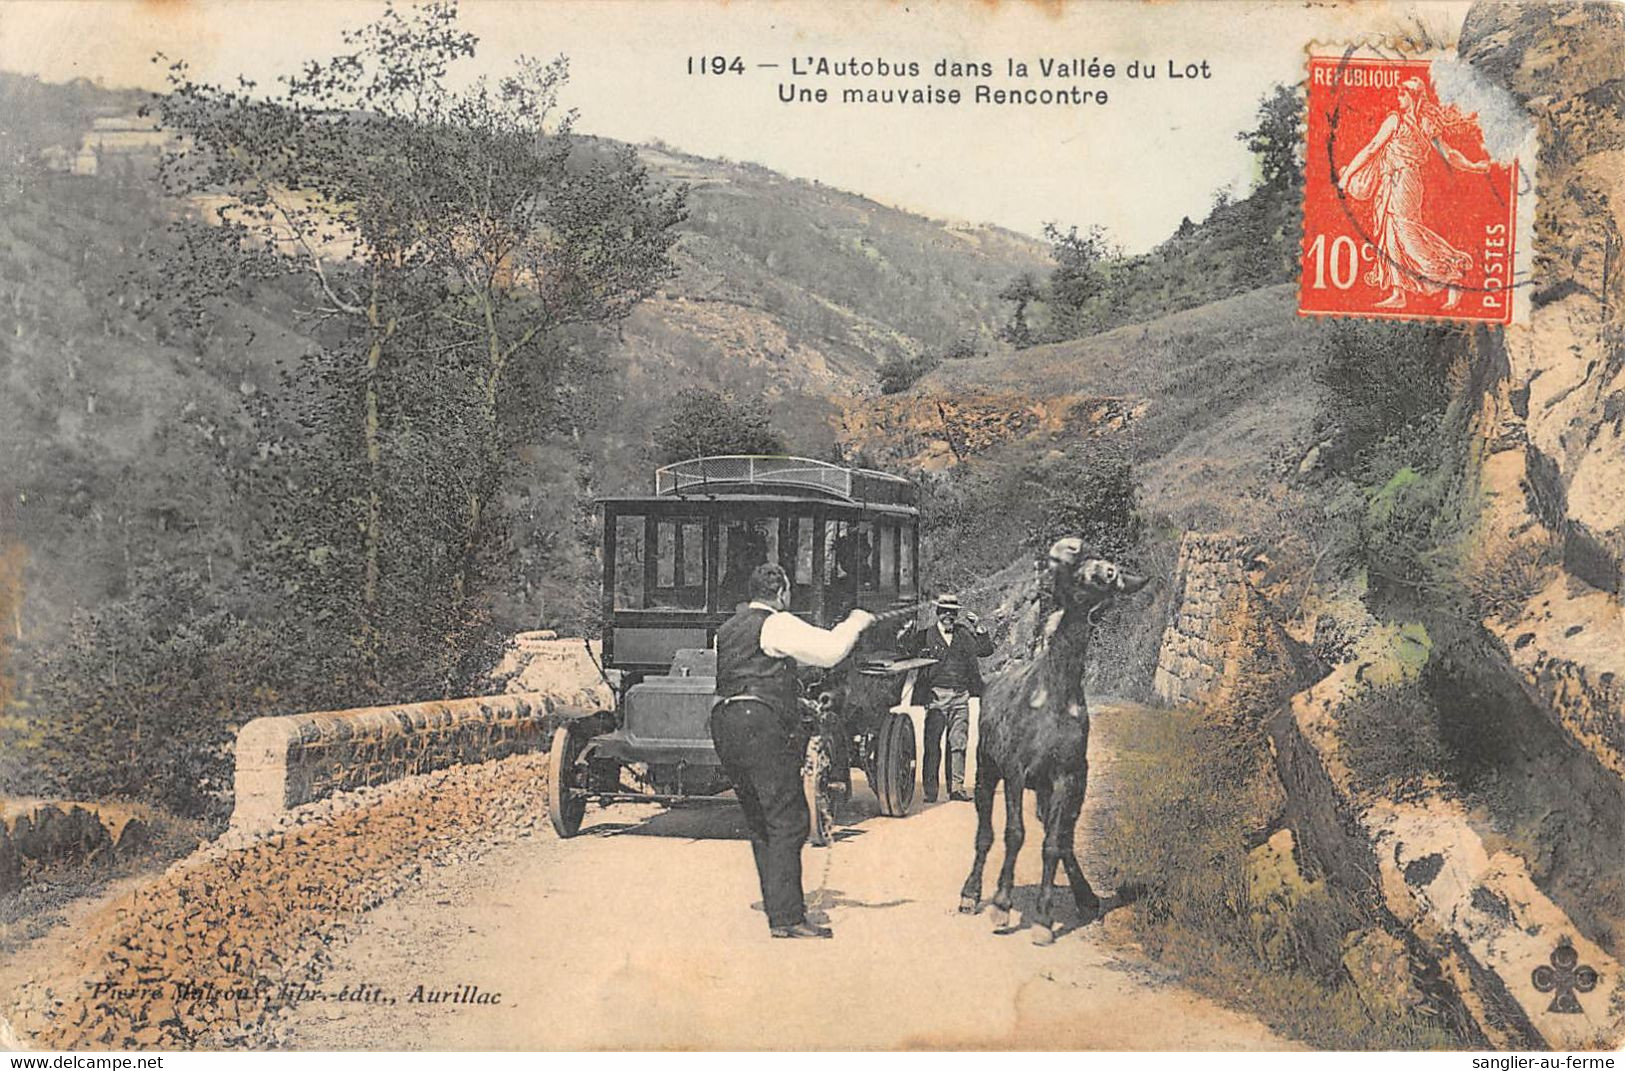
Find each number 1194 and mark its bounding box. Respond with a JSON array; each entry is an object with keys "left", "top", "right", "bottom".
[{"left": 688, "top": 56, "right": 745, "bottom": 75}]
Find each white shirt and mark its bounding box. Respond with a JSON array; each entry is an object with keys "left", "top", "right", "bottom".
[
  {"left": 751, "top": 601, "right": 874, "bottom": 668},
  {"left": 937, "top": 620, "right": 955, "bottom": 646}
]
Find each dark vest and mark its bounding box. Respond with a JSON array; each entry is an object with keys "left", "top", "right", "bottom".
[
  {"left": 909, "top": 624, "right": 989, "bottom": 695},
  {"left": 715, "top": 605, "right": 798, "bottom": 720}
]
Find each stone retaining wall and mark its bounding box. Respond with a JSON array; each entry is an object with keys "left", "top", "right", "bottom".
[
  {"left": 232, "top": 691, "right": 576, "bottom": 828},
  {"left": 1151, "top": 532, "right": 1246, "bottom": 706}
]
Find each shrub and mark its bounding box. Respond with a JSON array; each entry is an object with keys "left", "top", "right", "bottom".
[
  {"left": 1352, "top": 422, "right": 1480, "bottom": 617},
  {"left": 1022, "top": 438, "right": 1143, "bottom": 559},
  {"left": 1463, "top": 532, "right": 1557, "bottom": 624},
  {"left": 1335, "top": 681, "right": 1450, "bottom": 801},
  {"left": 1315, "top": 321, "right": 1458, "bottom": 467},
  {"left": 12, "top": 563, "right": 284, "bottom": 819},
  {"left": 876, "top": 351, "right": 941, "bottom": 394}
]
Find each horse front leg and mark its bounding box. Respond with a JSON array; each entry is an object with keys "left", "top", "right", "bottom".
[
  {"left": 1031, "top": 781, "right": 1067, "bottom": 945},
  {"left": 1058, "top": 769, "right": 1101, "bottom": 921},
  {"left": 989, "top": 776, "right": 1025, "bottom": 933},
  {"left": 959, "top": 756, "right": 1001, "bottom": 913}
]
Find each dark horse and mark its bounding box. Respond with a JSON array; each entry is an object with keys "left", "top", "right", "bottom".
[{"left": 958, "top": 537, "right": 1150, "bottom": 944}]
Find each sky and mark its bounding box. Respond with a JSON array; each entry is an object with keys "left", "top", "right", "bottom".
[{"left": 0, "top": 0, "right": 1473, "bottom": 252}]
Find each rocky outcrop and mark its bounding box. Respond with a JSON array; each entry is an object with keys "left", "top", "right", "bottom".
[
  {"left": 1457, "top": 2, "right": 1625, "bottom": 781},
  {"left": 1150, "top": 530, "right": 1625, "bottom": 1048},
  {"left": 0, "top": 800, "right": 153, "bottom": 898},
  {"left": 1281, "top": 620, "right": 1624, "bottom": 1050},
  {"left": 1494, "top": 576, "right": 1625, "bottom": 779},
  {"left": 1250, "top": 6, "right": 1625, "bottom": 1047},
  {"left": 838, "top": 391, "right": 1141, "bottom": 471}
]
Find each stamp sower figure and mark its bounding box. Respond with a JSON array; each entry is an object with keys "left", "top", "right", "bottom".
[
  {"left": 901, "top": 594, "right": 993, "bottom": 802},
  {"left": 712, "top": 562, "right": 873, "bottom": 939},
  {"left": 1339, "top": 75, "right": 1491, "bottom": 312}
]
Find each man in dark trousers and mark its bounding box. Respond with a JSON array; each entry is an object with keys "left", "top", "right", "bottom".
[
  {"left": 900, "top": 594, "right": 994, "bottom": 802},
  {"left": 711, "top": 562, "right": 873, "bottom": 939}
]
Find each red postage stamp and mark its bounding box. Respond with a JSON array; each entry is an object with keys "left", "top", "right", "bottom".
[{"left": 1300, "top": 52, "right": 1526, "bottom": 324}]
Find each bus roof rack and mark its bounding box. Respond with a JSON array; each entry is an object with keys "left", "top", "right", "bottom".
[{"left": 654, "top": 455, "right": 915, "bottom": 507}]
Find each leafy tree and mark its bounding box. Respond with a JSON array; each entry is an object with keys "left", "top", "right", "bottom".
[
  {"left": 652, "top": 388, "right": 786, "bottom": 463},
  {"left": 1237, "top": 83, "right": 1305, "bottom": 194},
  {"left": 997, "top": 271, "right": 1041, "bottom": 348},
  {"left": 140, "top": 0, "right": 685, "bottom": 701},
  {"left": 994, "top": 225, "right": 1118, "bottom": 347},
  {"left": 1232, "top": 83, "right": 1306, "bottom": 286},
  {"left": 1041, "top": 222, "right": 1116, "bottom": 341}
]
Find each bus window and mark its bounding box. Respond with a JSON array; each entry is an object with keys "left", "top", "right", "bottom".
[
  {"left": 856, "top": 520, "right": 878, "bottom": 591},
  {"left": 825, "top": 520, "right": 851, "bottom": 585},
  {"left": 682, "top": 521, "right": 705, "bottom": 591},
  {"left": 657, "top": 523, "right": 676, "bottom": 587},
  {"left": 719, "top": 514, "right": 779, "bottom": 610},
  {"left": 781, "top": 512, "right": 815, "bottom": 609},
  {"left": 649, "top": 517, "right": 707, "bottom": 610},
  {"left": 824, "top": 519, "right": 858, "bottom": 617},
  {"left": 793, "top": 514, "right": 815, "bottom": 582},
  {"left": 613, "top": 514, "right": 646, "bottom": 610},
  {"left": 900, "top": 521, "right": 917, "bottom": 595},
  {"left": 878, "top": 523, "right": 898, "bottom": 594}
]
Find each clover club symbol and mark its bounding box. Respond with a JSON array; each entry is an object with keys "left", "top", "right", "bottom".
[{"left": 1532, "top": 937, "right": 1599, "bottom": 1014}]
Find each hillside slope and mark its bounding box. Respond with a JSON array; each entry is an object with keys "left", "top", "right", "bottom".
[
  {"left": 0, "top": 75, "right": 1050, "bottom": 640},
  {"left": 842, "top": 284, "right": 1323, "bottom": 530},
  {"left": 593, "top": 145, "right": 1050, "bottom": 488}
]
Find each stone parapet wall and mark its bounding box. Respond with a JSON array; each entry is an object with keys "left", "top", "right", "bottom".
[
  {"left": 232, "top": 692, "right": 574, "bottom": 828},
  {"left": 1152, "top": 532, "right": 1245, "bottom": 706}
]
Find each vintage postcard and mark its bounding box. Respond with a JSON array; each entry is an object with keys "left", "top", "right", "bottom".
[{"left": 1, "top": 0, "right": 1621, "bottom": 1055}]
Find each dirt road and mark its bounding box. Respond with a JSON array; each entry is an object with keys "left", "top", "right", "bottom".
[{"left": 280, "top": 702, "right": 1299, "bottom": 1050}]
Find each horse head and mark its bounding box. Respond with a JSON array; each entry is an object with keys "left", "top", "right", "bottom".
[{"left": 1044, "top": 536, "right": 1150, "bottom": 613}]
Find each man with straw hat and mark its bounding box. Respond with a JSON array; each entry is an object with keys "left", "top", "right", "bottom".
[{"left": 900, "top": 593, "right": 993, "bottom": 802}]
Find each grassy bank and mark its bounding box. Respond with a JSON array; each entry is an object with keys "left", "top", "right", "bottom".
[{"left": 1095, "top": 704, "right": 1456, "bottom": 1051}]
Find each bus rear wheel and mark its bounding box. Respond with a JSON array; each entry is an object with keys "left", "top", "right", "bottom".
[{"left": 873, "top": 712, "right": 917, "bottom": 817}]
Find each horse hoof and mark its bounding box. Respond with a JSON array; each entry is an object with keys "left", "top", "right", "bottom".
[
  {"left": 958, "top": 896, "right": 979, "bottom": 915},
  {"left": 1031, "top": 924, "right": 1056, "bottom": 947},
  {"left": 989, "top": 906, "right": 1011, "bottom": 931}
]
